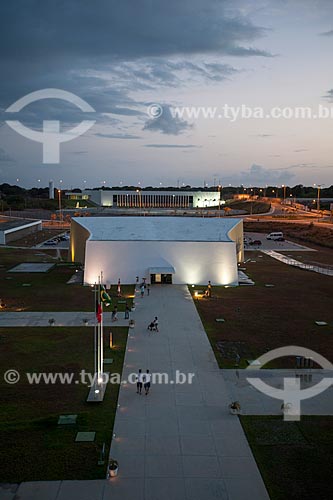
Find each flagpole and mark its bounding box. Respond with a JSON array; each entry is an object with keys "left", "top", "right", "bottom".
[
  {"left": 100, "top": 271, "right": 104, "bottom": 381},
  {"left": 94, "top": 282, "right": 97, "bottom": 382},
  {"left": 98, "top": 275, "right": 101, "bottom": 383},
  {"left": 88, "top": 274, "right": 112, "bottom": 402}
]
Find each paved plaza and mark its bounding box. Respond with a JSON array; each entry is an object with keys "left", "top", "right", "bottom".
[{"left": 0, "top": 311, "right": 130, "bottom": 328}]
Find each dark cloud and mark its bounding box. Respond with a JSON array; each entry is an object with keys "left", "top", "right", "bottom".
[
  {"left": 323, "top": 89, "right": 333, "bottom": 101},
  {"left": 293, "top": 149, "right": 308, "bottom": 153},
  {"left": 0, "top": 1, "right": 270, "bottom": 63},
  {"left": 112, "top": 60, "right": 240, "bottom": 88},
  {"left": 274, "top": 163, "right": 333, "bottom": 171},
  {"left": 143, "top": 105, "right": 192, "bottom": 135},
  {"left": 144, "top": 144, "right": 200, "bottom": 148},
  {"left": 319, "top": 30, "right": 333, "bottom": 36},
  {"left": 95, "top": 133, "right": 142, "bottom": 139},
  {"left": 0, "top": 1, "right": 272, "bottom": 140},
  {"left": 240, "top": 163, "right": 295, "bottom": 184},
  {"left": 0, "top": 74, "right": 142, "bottom": 129},
  {"left": 252, "top": 134, "right": 274, "bottom": 138}
]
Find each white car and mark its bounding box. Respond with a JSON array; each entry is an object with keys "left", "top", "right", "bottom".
[{"left": 267, "top": 232, "right": 284, "bottom": 241}]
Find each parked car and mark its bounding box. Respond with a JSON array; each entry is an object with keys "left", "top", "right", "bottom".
[
  {"left": 249, "top": 239, "right": 262, "bottom": 246},
  {"left": 44, "top": 240, "right": 57, "bottom": 246},
  {"left": 267, "top": 232, "right": 284, "bottom": 241}
]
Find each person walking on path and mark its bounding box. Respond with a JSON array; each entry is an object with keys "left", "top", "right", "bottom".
[
  {"left": 124, "top": 303, "right": 130, "bottom": 319},
  {"left": 136, "top": 369, "right": 143, "bottom": 395},
  {"left": 140, "top": 284, "right": 145, "bottom": 298},
  {"left": 143, "top": 369, "right": 151, "bottom": 395},
  {"left": 117, "top": 279, "right": 121, "bottom": 297},
  {"left": 207, "top": 280, "right": 212, "bottom": 298},
  {"left": 147, "top": 284, "right": 150, "bottom": 296},
  {"left": 153, "top": 316, "right": 159, "bottom": 332},
  {"left": 111, "top": 306, "right": 118, "bottom": 322}
]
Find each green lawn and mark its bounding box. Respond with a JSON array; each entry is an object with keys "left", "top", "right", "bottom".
[
  {"left": 240, "top": 416, "right": 333, "bottom": 500},
  {"left": 0, "top": 326, "right": 128, "bottom": 482},
  {"left": 0, "top": 247, "right": 134, "bottom": 312},
  {"left": 190, "top": 252, "right": 333, "bottom": 368}
]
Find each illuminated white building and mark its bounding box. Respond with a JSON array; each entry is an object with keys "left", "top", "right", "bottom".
[
  {"left": 70, "top": 216, "right": 243, "bottom": 286},
  {"left": 68, "top": 189, "right": 222, "bottom": 208}
]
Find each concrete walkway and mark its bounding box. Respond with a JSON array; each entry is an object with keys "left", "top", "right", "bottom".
[
  {"left": 105, "top": 285, "right": 269, "bottom": 500},
  {"left": 1, "top": 286, "right": 269, "bottom": 500},
  {"left": 262, "top": 249, "right": 333, "bottom": 276},
  {"left": 0, "top": 311, "right": 131, "bottom": 328}
]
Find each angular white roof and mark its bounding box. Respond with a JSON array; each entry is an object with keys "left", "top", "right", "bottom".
[{"left": 73, "top": 216, "right": 241, "bottom": 242}]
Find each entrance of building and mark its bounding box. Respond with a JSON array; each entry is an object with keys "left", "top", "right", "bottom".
[
  {"left": 149, "top": 266, "right": 175, "bottom": 284},
  {"left": 150, "top": 273, "right": 173, "bottom": 284}
]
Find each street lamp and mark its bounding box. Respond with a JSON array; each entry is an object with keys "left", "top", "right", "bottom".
[
  {"left": 217, "top": 184, "right": 222, "bottom": 217},
  {"left": 136, "top": 189, "right": 142, "bottom": 213},
  {"left": 281, "top": 184, "right": 286, "bottom": 204},
  {"left": 58, "top": 189, "right": 62, "bottom": 226},
  {"left": 314, "top": 184, "right": 324, "bottom": 213},
  {"left": 289, "top": 193, "right": 293, "bottom": 207}
]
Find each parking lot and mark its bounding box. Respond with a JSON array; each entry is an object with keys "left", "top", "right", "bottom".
[
  {"left": 244, "top": 232, "right": 314, "bottom": 251},
  {"left": 37, "top": 232, "right": 70, "bottom": 249}
]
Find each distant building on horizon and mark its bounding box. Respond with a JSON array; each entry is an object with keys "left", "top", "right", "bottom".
[{"left": 66, "top": 188, "right": 222, "bottom": 209}]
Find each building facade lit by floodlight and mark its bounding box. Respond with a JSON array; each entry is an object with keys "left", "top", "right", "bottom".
[{"left": 70, "top": 216, "right": 243, "bottom": 286}]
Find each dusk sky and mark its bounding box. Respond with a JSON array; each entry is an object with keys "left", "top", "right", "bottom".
[{"left": 0, "top": 0, "right": 333, "bottom": 188}]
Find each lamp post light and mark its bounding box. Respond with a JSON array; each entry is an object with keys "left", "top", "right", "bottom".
[
  {"left": 289, "top": 193, "right": 293, "bottom": 208},
  {"left": 136, "top": 189, "right": 142, "bottom": 214},
  {"left": 315, "top": 184, "right": 324, "bottom": 214},
  {"left": 281, "top": 184, "right": 287, "bottom": 204},
  {"left": 58, "top": 189, "right": 62, "bottom": 226}
]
